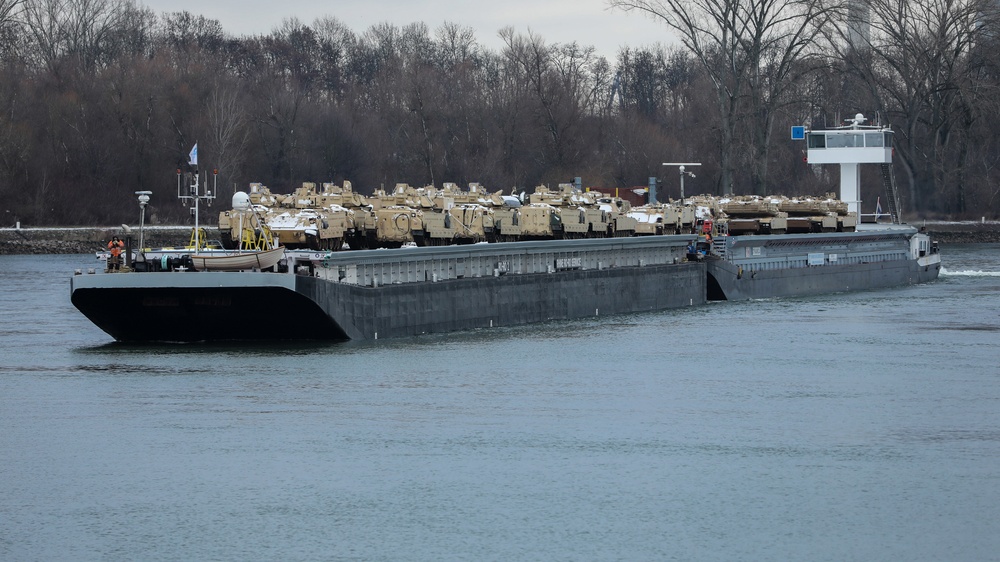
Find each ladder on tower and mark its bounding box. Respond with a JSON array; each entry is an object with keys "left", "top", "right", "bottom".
[{"left": 880, "top": 163, "right": 902, "bottom": 224}]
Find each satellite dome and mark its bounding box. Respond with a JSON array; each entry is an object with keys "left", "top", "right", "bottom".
[{"left": 232, "top": 191, "right": 251, "bottom": 211}]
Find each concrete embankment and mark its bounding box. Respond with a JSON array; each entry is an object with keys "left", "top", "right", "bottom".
[
  {"left": 0, "top": 226, "right": 222, "bottom": 255},
  {"left": 919, "top": 221, "right": 1000, "bottom": 244}
]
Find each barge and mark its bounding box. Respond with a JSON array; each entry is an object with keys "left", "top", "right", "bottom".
[
  {"left": 705, "top": 225, "right": 940, "bottom": 301},
  {"left": 71, "top": 236, "right": 705, "bottom": 342},
  {"left": 70, "top": 114, "right": 943, "bottom": 343},
  {"left": 70, "top": 223, "right": 940, "bottom": 343}
]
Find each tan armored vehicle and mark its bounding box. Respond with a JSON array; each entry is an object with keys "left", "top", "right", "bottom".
[
  {"left": 264, "top": 206, "right": 353, "bottom": 250},
  {"left": 777, "top": 195, "right": 846, "bottom": 233},
  {"left": 218, "top": 190, "right": 275, "bottom": 250},
  {"left": 628, "top": 204, "right": 683, "bottom": 235},
  {"left": 596, "top": 196, "right": 638, "bottom": 237},
  {"left": 523, "top": 184, "right": 613, "bottom": 239},
  {"left": 219, "top": 183, "right": 276, "bottom": 249},
  {"left": 318, "top": 181, "right": 368, "bottom": 209},
  {"left": 517, "top": 203, "right": 561, "bottom": 239},
  {"left": 318, "top": 181, "right": 372, "bottom": 249},
  {"left": 492, "top": 195, "right": 524, "bottom": 242},
  {"left": 246, "top": 182, "right": 279, "bottom": 206},
  {"left": 422, "top": 204, "right": 495, "bottom": 245},
  {"left": 218, "top": 182, "right": 360, "bottom": 250},
  {"left": 554, "top": 184, "right": 612, "bottom": 239},
  {"left": 683, "top": 195, "right": 721, "bottom": 234},
  {"left": 419, "top": 183, "right": 493, "bottom": 245},
  {"left": 718, "top": 196, "right": 788, "bottom": 235},
  {"left": 368, "top": 205, "right": 425, "bottom": 248}
]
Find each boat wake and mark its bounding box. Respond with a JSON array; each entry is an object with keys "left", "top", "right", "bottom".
[{"left": 941, "top": 268, "right": 1000, "bottom": 277}]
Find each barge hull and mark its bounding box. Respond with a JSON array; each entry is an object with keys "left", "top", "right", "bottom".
[
  {"left": 71, "top": 272, "right": 345, "bottom": 342},
  {"left": 707, "top": 258, "right": 940, "bottom": 300},
  {"left": 299, "top": 261, "right": 705, "bottom": 340},
  {"left": 71, "top": 236, "right": 705, "bottom": 342}
]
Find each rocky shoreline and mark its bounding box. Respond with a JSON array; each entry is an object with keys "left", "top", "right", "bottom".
[{"left": 1, "top": 222, "right": 998, "bottom": 255}]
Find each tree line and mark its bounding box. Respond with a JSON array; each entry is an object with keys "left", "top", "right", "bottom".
[{"left": 1, "top": 0, "right": 998, "bottom": 226}]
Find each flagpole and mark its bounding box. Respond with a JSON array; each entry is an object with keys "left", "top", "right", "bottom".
[{"left": 180, "top": 142, "right": 212, "bottom": 250}]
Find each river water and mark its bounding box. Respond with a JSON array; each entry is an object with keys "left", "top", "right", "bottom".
[{"left": 2, "top": 246, "right": 999, "bottom": 561}]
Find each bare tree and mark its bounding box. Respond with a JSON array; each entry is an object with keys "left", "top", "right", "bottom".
[
  {"left": 835, "top": 0, "right": 998, "bottom": 214},
  {"left": 609, "top": 0, "right": 839, "bottom": 194},
  {"left": 500, "top": 29, "right": 602, "bottom": 177},
  {"left": 0, "top": 0, "right": 24, "bottom": 24},
  {"left": 207, "top": 82, "right": 250, "bottom": 201},
  {"left": 21, "top": 0, "right": 131, "bottom": 73},
  {"left": 312, "top": 16, "right": 356, "bottom": 100},
  {"left": 0, "top": 0, "right": 26, "bottom": 55},
  {"left": 158, "top": 10, "right": 224, "bottom": 72}
]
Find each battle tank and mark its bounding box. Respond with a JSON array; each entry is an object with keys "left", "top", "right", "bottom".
[
  {"left": 776, "top": 194, "right": 854, "bottom": 233},
  {"left": 544, "top": 184, "right": 611, "bottom": 239},
  {"left": 717, "top": 196, "right": 788, "bottom": 235},
  {"left": 492, "top": 195, "right": 524, "bottom": 242},
  {"left": 362, "top": 184, "right": 427, "bottom": 248},
  {"left": 367, "top": 205, "right": 425, "bottom": 248}
]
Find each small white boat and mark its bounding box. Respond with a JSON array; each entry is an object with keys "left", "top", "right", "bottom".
[{"left": 190, "top": 246, "right": 285, "bottom": 271}]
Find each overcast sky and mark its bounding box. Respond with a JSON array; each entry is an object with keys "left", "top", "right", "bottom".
[{"left": 137, "top": 0, "right": 677, "bottom": 59}]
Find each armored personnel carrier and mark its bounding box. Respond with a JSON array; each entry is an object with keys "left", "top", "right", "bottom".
[
  {"left": 595, "top": 196, "right": 638, "bottom": 237},
  {"left": 317, "top": 181, "right": 372, "bottom": 249},
  {"left": 628, "top": 203, "right": 683, "bottom": 235},
  {"left": 518, "top": 184, "right": 616, "bottom": 239},
  {"left": 422, "top": 203, "right": 495, "bottom": 245},
  {"left": 218, "top": 183, "right": 276, "bottom": 249},
  {"left": 419, "top": 183, "right": 499, "bottom": 245},
  {"left": 218, "top": 182, "right": 358, "bottom": 250}
]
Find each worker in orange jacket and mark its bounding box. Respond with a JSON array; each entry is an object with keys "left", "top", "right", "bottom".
[{"left": 107, "top": 236, "right": 124, "bottom": 271}]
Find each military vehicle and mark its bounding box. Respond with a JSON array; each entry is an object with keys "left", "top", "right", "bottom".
[
  {"left": 219, "top": 183, "right": 358, "bottom": 250},
  {"left": 595, "top": 195, "right": 638, "bottom": 237},
  {"left": 628, "top": 204, "right": 683, "bottom": 235},
  {"left": 717, "top": 196, "right": 788, "bottom": 235},
  {"left": 776, "top": 194, "right": 852, "bottom": 233}
]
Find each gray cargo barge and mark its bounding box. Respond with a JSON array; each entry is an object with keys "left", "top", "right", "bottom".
[
  {"left": 705, "top": 225, "right": 941, "bottom": 301},
  {"left": 71, "top": 235, "right": 704, "bottom": 342}
]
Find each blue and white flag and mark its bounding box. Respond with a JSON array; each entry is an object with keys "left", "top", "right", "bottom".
[
  {"left": 188, "top": 143, "right": 198, "bottom": 166},
  {"left": 875, "top": 197, "right": 883, "bottom": 217}
]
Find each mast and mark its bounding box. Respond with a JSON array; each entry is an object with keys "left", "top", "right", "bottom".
[{"left": 176, "top": 149, "right": 217, "bottom": 249}]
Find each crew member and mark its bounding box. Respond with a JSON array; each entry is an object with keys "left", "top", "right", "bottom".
[{"left": 108, "top": 236, "right": 124, "bottom": 271}]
